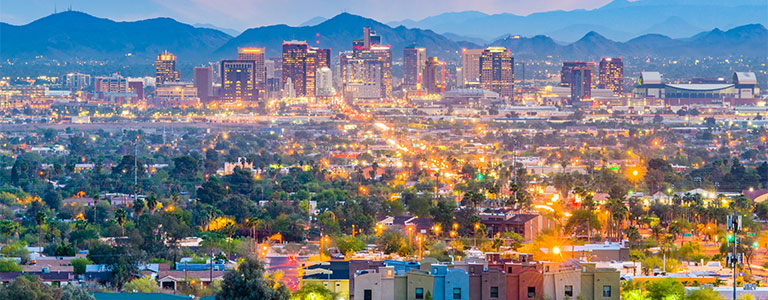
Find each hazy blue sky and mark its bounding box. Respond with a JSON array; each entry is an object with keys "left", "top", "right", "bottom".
[{"left": 1, "top": 0, "right": 613, "bottom": 31}]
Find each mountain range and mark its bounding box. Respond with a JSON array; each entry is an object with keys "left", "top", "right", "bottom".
[
  {"left": 1, "top": 11, "right": 766, "bottom": 64},
  {"left": 388, "top": 0, "right": 768, "bottom": 42}
]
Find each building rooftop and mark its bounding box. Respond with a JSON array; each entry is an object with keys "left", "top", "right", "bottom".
[
  {"left": 640, "top": 72, "right": 662, "bottom": 84},
  {"left": 666, "top": 84, "right": 734, "bottom": 91},
  {"left": 733, "top": 72, "right": 757, "bottom": 85}
]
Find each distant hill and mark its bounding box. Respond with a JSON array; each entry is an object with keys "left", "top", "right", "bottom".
[
  {"left": 217, "top": 13, "right": 478, "bottom": 61},
  {"left": 299, "top": 16, "right": 328, "bottom": 27},
  {"left": 388, "top": 0, "right": 768, "bottom": 42},
  {"left": 1, "top": 11, "right": 765, "bottom": 65},
  {"left": 193, "top": 23, "right": 240, "bottom": 37},
  {"left": 490, "top": 24, "right": 768, "bottom": 59},
  {"left": 0, "top": 11, "right": 232, "bottom": 63}
]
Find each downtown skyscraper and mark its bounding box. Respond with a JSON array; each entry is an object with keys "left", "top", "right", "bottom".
[
  {"left": 403, "top": 45, "right": 426, "bottom": 90},
  {"left": 237, "top": 47, "right": 267, "bottom": 101},
  {"left": 598, "top": 57, "right": 624, "bottom": 94},
  {"left": 461, "top": 49, "right": 483, "bottom": 87},
  {"left": 570, "top": 65, "right": 592, "bottom": 104},
  {"left": 479, "top": 47, "right": 514, "bottom": 99},
  {"left": 281, "top": 41, "right": 331, "bottom": 98},
  {"left": 423, "top": 57, "right": 445, "bottom": 95},
  {"left": 341, "top": 28, "right": 392, "bottom": 100},
  {"left": 155, "top": 51, "right": 179, "bottom": 85},
  {"left": 193, "top": 66, "right": 213, "bottom": 103}
]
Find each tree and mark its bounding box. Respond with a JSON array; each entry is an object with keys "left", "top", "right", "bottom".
[
  {"left": 146, "top": 195, "right": 159, "bottom": 215},
  {"left": 61, "top": 284, "right": 96, "bottom": 300},
  {"left": 43, "top": 190, "right": 61, "bottom": 210},
  {"left": 87, "top": 244, "right": 142, "bottom": 289},
  {"left": 172, "top": 155, "right": 199, "bottom": 178},
  {"left": 122, "top": 276, "right": 159, "bottom": 293},
  {"left": 430, "top": 200, "right": 457, "bottom": 229},
  {"left": 565, "top": 209, "right": 599, "bottom": 238},
  {"left": 53, "top": 244, "right": 76, "bottom": 256},
  {"left": 0, "top": 275, "right": 61, "bottom": 300},
  {"left": 217, "top": 256, "right": 289, "bottom": 300},
  {"left": 645, "top": 278, "right": 685, "bottom": 300},
  {"left": 334, "top": 235, "right": 366, "bottom": 255},
  {"left": 35, "top": 211, "right": 47, "bottom": 247},
  {"left": 405, "top": 191, "right": 430, "bottom": 218},
  {"left": 0, "top": 259, "right": 22, "bottom": 272},
  {"left": 686, "top": 286, "right": 724, "bottom": 300},
  {"left": 71, "top": 257, "right": 93, "bottom": 275},
  {"left": 115, "top": 208, "right": 128, "bottom": 236},
  {"left": 290, "top": 283, "right": 338, "bottom": 300},
  {"left": 755, "top": 201, "right": 768, "bottom": 220},
  {"left": 0, "top": 220, "right": 19, "bottom": 245},
  {"left": 197, "top": 177, "right": 228, "bottom": 205}
]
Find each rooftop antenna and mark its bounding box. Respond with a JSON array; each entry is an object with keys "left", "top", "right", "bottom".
[{"left": 54, "top": 4, "right": 57, "bottom": 14}]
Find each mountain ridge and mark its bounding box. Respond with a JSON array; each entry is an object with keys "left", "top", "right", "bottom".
[{"left": 1, "top": 11, "right": 765, "bottom": 64}]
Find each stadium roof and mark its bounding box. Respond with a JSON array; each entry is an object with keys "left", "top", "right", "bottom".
[
  {"left": 640, "top": 72, "right": 662, "bottom": 84},
  {"left": 733, "top": 72, "right": 757, "bottom": 85},
  {"left": 666, "top": 84, "right": 734, "bottom": 91}
]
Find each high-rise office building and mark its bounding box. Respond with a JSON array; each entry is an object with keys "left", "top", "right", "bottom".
[
  {"left": 561, "top": 61, "right": 597, "bottom": 88},
  {"left": 598, "top": 57, "right": 624, "bottom": 94},
  {"left": 316, "top": 48, "right": 331, "bottom": 68},
  {"left": 65, "top": 73, "right": 91, "bottom": 89},
  {"left": 316, "top": 66, "right": 334, "bottom": 97},
  {"left": 155, "top": 51, "right": 180, "bottom": 84},
  {"left": 462, "top": 49, "right": 484, "bottom": 86},
  {"left": 570, "top": 66, "right": 592, "bottom": 104},
  {"left": 282, "top": 41, "right": 309, "bottom": 97},
  {"left": 403, "top": 46, "right": 427, "bottom": 90},
  {"left": 352, "top": 27, "right": 381, "bottom": 49},
  {"left": 193, "top": 66, "right": 213, "bottom": 103},
  {"left": 128, "top": 80, "right": 144, "bottom": 100},
  {"left": 221, "top": 60, "right": 258, "bottom": 103},
  {"left": 95, "top": 75, "right": 128, "bottom": 93},
  {"left": 341, "top": 28, "right": 393, "bottom": 100},
  {"left": 423, "top": 57, "right": 445, "bottom": 94},
  {"left": 238, "top": 47, "right": 267, "bottom": 100},
  {"left": 305, "top": 48, "right": 319, "bottom": 98},
  {"left": 479, "top": 47, "right": 514, "bottom": 99}
]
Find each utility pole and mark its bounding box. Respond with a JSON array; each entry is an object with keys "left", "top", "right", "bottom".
[
  {"left": 134, "top": 135, "right": 138, "bottom": 204},
  {"left": 727, "top": 213, "right": 742, "bottom": 300}
]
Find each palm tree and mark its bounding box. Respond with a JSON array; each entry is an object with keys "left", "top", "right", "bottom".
[
  {"left": 607, "top": 198, "right": 628, "bottom": 241},
  {"left": 115, "top": 208, "right": 128, "bottom": 237},
  {"left": 133, "top": 197, "right": 146, "bottom": 216},
  {"left": 146, "top": 195, "right": 158, "bottom": 214},
  {"left": 35, "top": 212, "right": 47, "bottom": 247},
  {"left": 0, "top": 220, "right": 19, "bottom": 245}
]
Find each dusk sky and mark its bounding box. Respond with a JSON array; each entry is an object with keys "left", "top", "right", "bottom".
[{"left": 1, "top": 0, "right": 614, "bottom": 31}]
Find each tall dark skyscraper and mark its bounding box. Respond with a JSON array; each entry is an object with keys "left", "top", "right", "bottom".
[
  {"left": 193, "top": 66, "right": 213, "bottom": 103},
  {"left": 598, "top": 57, "right": 624, "bottom": 94},
  {"left": 282, "top": 41, "right": 309, "bottom": 97},
  {"left": 571, "top": 66, "right": 592, "bottom": 104},
  {"left": 403, "top": 45, "right": 426, "bottom": 90},
  {"left": 423, "top": 56, "right": 445, "bottom": 94},
  {"left": 479, "top": 47, "right": 514, "bottom": 99},
  {"left": 221, "top": 60, "right": 257, "bottom": 103},
  {"left": 561, "top": 61, "right": 597, "bottom": 88},
  {"left": 155, "top": 51, "right": 179, "bottom": 84},
  {"left": 316, "top": 48, "right": 331, "bottom": 69}
]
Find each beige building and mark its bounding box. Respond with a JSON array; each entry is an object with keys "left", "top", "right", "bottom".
[
  {"left": 580, "top": 263, "right": 620, "bottom": 300},
  {"left": 541, "top": 262, "right": 582, "bottom": 300},
  {"left": 354, "top": 266, "right": 395, "bottom": 300}
]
